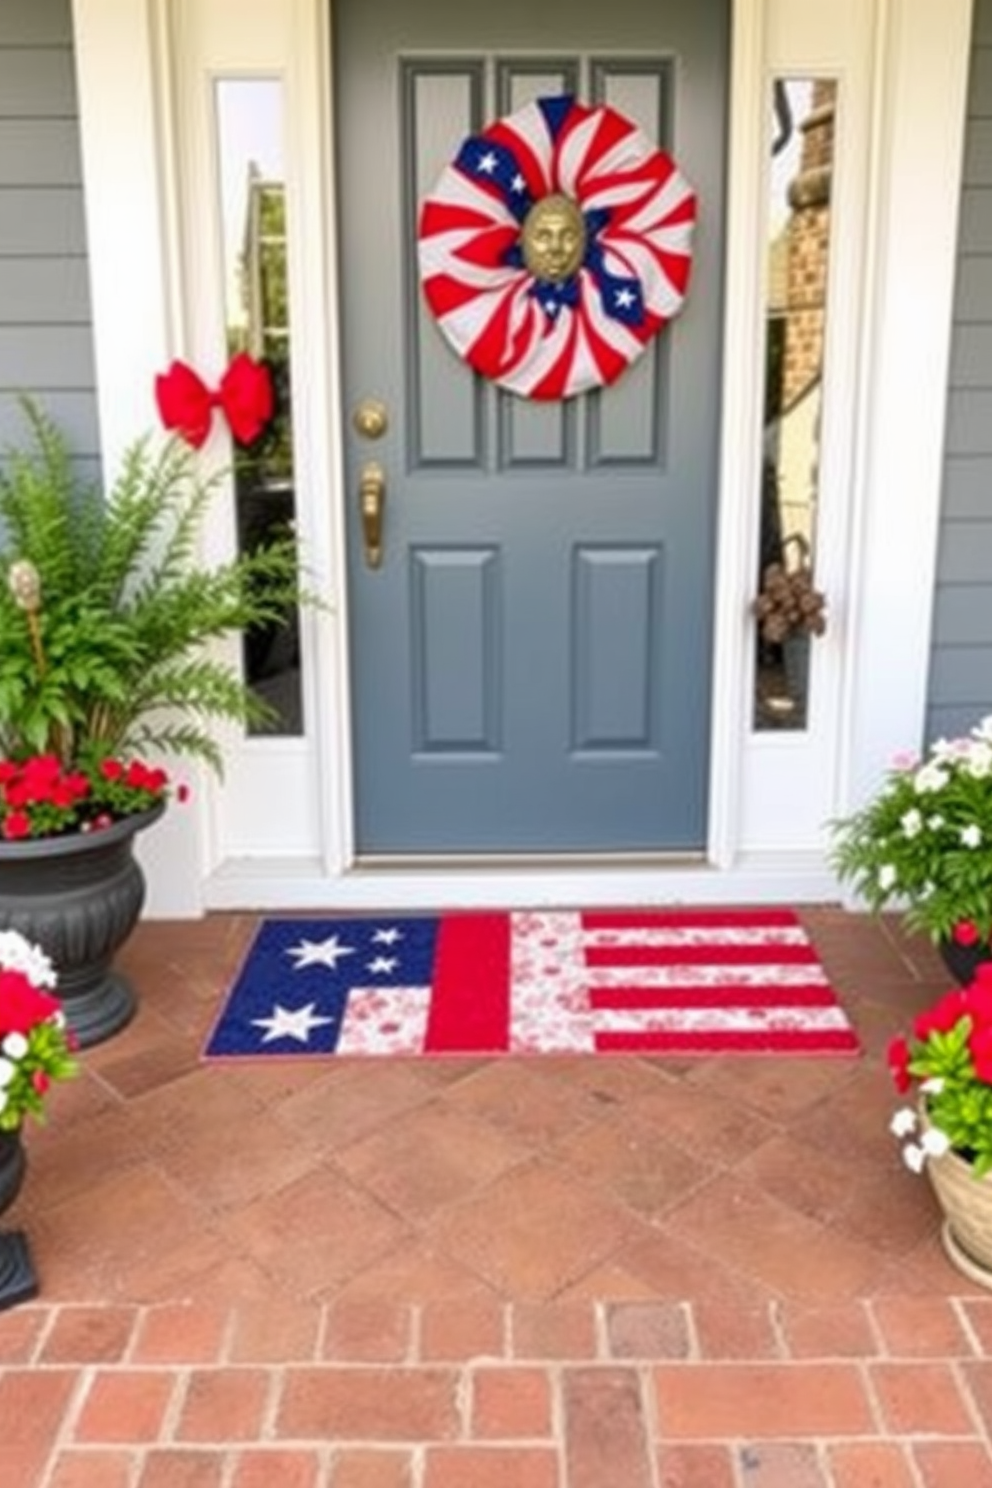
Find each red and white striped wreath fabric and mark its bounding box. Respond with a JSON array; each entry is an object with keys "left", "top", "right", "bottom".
[{"left": 417, "top": 94, "right": 697, "bottom": 400}]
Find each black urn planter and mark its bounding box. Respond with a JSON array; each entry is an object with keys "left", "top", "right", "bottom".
[
  {"left": 0, "top": 1130, "right": 36, "bottom": 1310},
  {"left": 939, "top": 937, "right": 992, "bottom": 988},
  {"left": 0, "top": 803, "right": 164, "bottom": 1048}
]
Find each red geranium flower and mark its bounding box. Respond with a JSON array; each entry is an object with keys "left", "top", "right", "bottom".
[
  {"left": 0, "top": 969, "right": 62, "bottom": 1035},
  {"left": 970, "top": 1023, "right": 992, "bottom": 1083},
  {"left": 1, "top": 810, "right": 32, "bottom": 840},
  {"left": 888, "top": 1034, "right": 912, "bottom": 1094},
  {"left": 914, "top": 989, "right": 969, "bottom": 1041},
  {"left": 954, "top": 920, "right": 981, "bottom": 947}
]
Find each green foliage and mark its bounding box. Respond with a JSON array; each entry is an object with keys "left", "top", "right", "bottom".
[
  {"left": 0, "top": 1015, "right": 78, "bottom": 1131},
  {"left": 0, "top": 398, "right": 310, "bottom": 776},
  {"left": 890, "top": 972, "right": 992, "bottom": 1178},
  {"left": 0, "top": 929, "right": 78, "bottom": 1130},
  {"left": 830, "top": 720, "right": 992, "bottom": 944}
]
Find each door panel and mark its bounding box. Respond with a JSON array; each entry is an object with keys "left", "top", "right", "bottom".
[{"left": 333, "top": 0, "right": 729, "bottom": 853}]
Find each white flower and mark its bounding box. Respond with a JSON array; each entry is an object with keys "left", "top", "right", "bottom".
[
  {"left": 921, "top": 1125, "right": 952, "bottom": 1158},
  {"left": 928, "top": 815, "right": 945, "bottom": 831},
  {"left": 901, "top": 809, "right": 923, "bottom": 838},
  {"left": 0, "top": 1058, "right": 15, "bottom": 1090},
  {"left": 878, "top": 864, "right": 898, "bottom": 891},
  {"left": 966, "top": 742, "right": 992, "bottom": 778},
  {"left": 961, "top": 824, "right": 983, "bottom": 848},
  {"left": 902, "top": 1142, "right": 927, "bottom": 1174},
  {"left": 920, "top": 1076, "right": 945, "bottom": 1094},
  {"left": 890, "top": 1108, "right": 918, "bottom": 1137},
  {"left": 0, "top": 930, "right": 56, "bottom": 989},
  {"left": 975, "top": 715, "right": 992, "bottom": 744},
  {"left": 1, "top": 1032, "right": 28, "bottom": 1061},
  {"left": 914, "top": 763, "right": 950, "bottom": 794}
]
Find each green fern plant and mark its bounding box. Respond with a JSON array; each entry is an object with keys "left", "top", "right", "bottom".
[{"left": 0, "top": 398, "right": 310, "bottom": 777}]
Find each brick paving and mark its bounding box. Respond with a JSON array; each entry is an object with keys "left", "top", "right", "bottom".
[{"left": 0, "top": 908, "right": 991, "bottom": 1485}]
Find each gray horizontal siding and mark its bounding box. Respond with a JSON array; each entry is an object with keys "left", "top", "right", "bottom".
[
  {"left": 0, "top": 0, "right": 72, "bottom": 47},
  {"left": 928, "top": 0, "right": 992, "bottom": 744},
  {"left": 958, "top": 186, "right": 992, "bottom": 249},
  {"left": 0, "top": 0, "right": 98, "bottom": 461},
  {"left": 0, "top": 121, "right": 83, "bottom": 185},
  {"left": 0, "top": 391, "right": 97, "bottom": 450},
  {"left": 0, "top": 259, "right": 91, "bottom": 322},
  {"left": 942, "top": 455, "right": 992, "bottom": 517},
  {"left": 930, "top": 646, "right": 992, "bottom": 703},
  {"left": 932, "top": 583, "right": 992, "bottom": 644},
  {"left": 0, "top": 327, "right": 94, "bottom": 387},
  {"left": 0, "top": 50, "right": 77, "bottom": 117},
  {"left": 0, "top": 188, "right": 87, "bottom": 255},
  {"left": 937, "top": 518, "right": 992, "bottom": 581},
  {"left": 954, "top": 253, "right": 992, "bottom": 315}
]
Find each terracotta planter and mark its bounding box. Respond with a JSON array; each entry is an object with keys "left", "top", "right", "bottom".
[
  {"left": 0, "top": 1129, "right": 37, "bottom": 1311},
  {"left": 0, "top": 803, "right": 164, "bottom": 1047},
  {"left": 926, "top": 1136, "right": 992, "bottom": 1289}
]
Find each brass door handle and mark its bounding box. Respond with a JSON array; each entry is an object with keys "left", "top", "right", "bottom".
[{"left": 359, "top": 460, "right": 386, "bottom": 568}]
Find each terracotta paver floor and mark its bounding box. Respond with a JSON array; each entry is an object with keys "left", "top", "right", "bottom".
[{"left": 2, "top": 907, "right": 992, "bottom": 1485}]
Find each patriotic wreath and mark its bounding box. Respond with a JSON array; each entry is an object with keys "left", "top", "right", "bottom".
[{"left": 417, "top": 94, "right": 697, "bottom": 400}]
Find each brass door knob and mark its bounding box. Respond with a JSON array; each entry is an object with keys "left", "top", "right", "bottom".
[{"left": 353, "top": 399, "right": 388, "bottom": 440}]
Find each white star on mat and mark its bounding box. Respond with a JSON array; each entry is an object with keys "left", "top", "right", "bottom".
[
  {"left": 285, "top": 934, "right": 355, "bottom": 971},
  {"left": 251, "top": 1002, "right": 334, "bottom": 1044},
  {"left": 367, "top": 956, "right": 398, "bottom": 975},
  {"left": 372, "top": 927, "right": 403, "bottom": 946}
]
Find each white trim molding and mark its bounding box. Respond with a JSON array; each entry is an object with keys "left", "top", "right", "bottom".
[
  {"left": 839, "top": 0, "right": 975, "bottom": 818},
  {"left": 68, "top": 0, "right": 975, "bottom": 915},
  {"left": 71, "top": 0, "right": 207, "bottom": 915}
]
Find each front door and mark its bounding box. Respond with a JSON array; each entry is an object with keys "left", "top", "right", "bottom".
[{"left": 334, "top": 0, "right": 728, "bottom": 855}]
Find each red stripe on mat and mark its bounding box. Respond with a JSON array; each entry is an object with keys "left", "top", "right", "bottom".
[
  {"left": 425, "top": 913, "right": 510, "bottom": 1053},
  {"left": 584, "top": 943, "right": 819, "bottom": 967},
  {"left": 589, "top": 982, "right": 838, "bottom": 1010},
  {"left": 582, "top": 908, "right": 801, "bottom": 929},
  {"left": 594, "top": 1028, "right": 861, "bottom": 1054}
]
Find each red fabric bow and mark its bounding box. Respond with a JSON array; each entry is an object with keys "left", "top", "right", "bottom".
[{"left": 154, "top": 353, "right": 274, "bottom": 449}]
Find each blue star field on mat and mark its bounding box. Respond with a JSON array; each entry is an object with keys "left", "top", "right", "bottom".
[{"left": 204, "top": 917, "right": 439, "bottom": 1056}]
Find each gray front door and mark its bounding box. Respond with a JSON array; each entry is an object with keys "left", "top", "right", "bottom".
[{"left": 334, "top": 0, "right": 728, "bottom": 855}]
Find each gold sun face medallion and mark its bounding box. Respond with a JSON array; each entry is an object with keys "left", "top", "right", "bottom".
[{"left": 520, "top": 193, "right": 586, "bottom": 283}]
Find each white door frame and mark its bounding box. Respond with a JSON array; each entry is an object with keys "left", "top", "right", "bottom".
[{"left": 69, "top": 0, "right": 974, "bottom": 916}]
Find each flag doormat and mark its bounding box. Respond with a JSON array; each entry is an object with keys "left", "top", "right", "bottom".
[{"left": 203, "top": 908, "right": 860, "bottom": 1060}]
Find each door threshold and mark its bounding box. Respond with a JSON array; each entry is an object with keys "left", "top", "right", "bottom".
[
  {"left": 351, "top": 850, "right": 708, "bottom": 871},
  {"left": 200, "top": 849, "right": 838, "bottom": 913}
]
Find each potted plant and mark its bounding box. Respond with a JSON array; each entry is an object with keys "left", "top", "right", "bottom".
[
  {"left": 888, "top": 966, "right": 992, "bottom": 1289},
  {"left": 0, "top": 928, "right": 77, "bottom": 1309},
  {"left": 830, "top": 716, "right": 992, "bottom": 982},
  {"left": 0, "top": 399, "right": 307, "bottom": 1044}
]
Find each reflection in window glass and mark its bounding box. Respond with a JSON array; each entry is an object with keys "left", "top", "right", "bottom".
[
  {"left": 216, "top": 78, "right": 302, "bottom": 735},
  {"left": 754, "top": 78, "right": 836, "bottom": 732}
]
